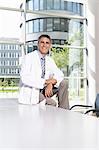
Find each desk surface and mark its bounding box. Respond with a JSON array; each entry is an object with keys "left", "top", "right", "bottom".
[{"left": 0, "top": 99, "right": 99, "bottom": 150}]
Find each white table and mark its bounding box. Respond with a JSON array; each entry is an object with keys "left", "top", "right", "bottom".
[{"left": 0, "top": 99, "right": 99, "bottom": 150}]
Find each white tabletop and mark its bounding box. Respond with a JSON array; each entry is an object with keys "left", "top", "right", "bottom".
[{"left": 0, "top": 99, "right": 99, "bottom": 150}]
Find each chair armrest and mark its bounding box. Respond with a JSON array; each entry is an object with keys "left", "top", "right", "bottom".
[{"left": 70, "top": 104, "right": 92, "bottom": 110}]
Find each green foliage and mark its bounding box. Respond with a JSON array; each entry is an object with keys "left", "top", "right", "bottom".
[
  {"left": 51, "top": 47, "right": 69, "bottom": 69},
  {"left": 69, "top": 30, "right": 84, "bottom": 46},
  {"left": 0, "top": 78, "right": 19, "bottom": 87}
]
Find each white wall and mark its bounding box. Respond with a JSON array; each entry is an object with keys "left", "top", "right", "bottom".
[{"left": 87, "top": 0, "right": 99, "bottom": 105}]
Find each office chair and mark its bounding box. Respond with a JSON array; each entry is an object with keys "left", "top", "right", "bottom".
[{"left": 70, "top": 93, "right": 99, "bottom": 117}]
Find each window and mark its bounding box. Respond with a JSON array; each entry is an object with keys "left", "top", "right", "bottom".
[
  {"left": 34, "top": 20, "right": 39, "bottom": 32},
  {"left": 39, "top": 19, "right": 43, "bottom": 32},
  {"left": 34, "top": 0, "right": 39, "bottom": 10},
  {"left": 53, "top": 18, "right": 60, "bottom": 31},
  {"left": 47, "top": 0, "right": 53, "bottom": 10},
  {"left": 54, "top": 0, "right": 60, "bottom": 10},
  {"left": 73, "top": 2, "right": 77, "bottom": 13},
  {"left": 47, "top": 18, "right": 53, "bottom": 31},
  {"left": 67, "top": 1, "right": 72, "bottom": 12},
  {"left": 28, "top": 0, "right": 33, "bottom": 10},
  {"left": 28, "top": 21, "right": 33, "bottom": 33},
  {"left": 40, "top": 0, "right": 43, "bottom": 10}
]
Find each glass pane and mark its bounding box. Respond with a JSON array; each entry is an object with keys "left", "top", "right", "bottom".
[
  {"left": 53, "top": 18, "right": 60, "bottom": 31},
  {"left": 61, "top": 18, "right": 69, "bottom": 32},
  {"left": 51, "top": 47, "right": 85, "bottom": 101},
  {"left": 34, "top": 0, "right": 39, "bottom": 10},
  {"left": 73, "top": 2, "right": 77, "bottom": 13},
  {"left": 47, "top": 0, "right": 53, "bottom": 10},
  {"left": 40, "top": 0, "right": 43, "bottom": 10},
  {"left": 28, "top": 0, "right": 33, "bottom": 10},
  {"left": 51, "top": 48, "right": 84, "bottom": 76},
  {"left": 47, "top": 18, "right": 53, "bottom": 31},
  {"left": 39, "top": 19, "right": 43, "bottom": 32},
  {"left": 67, "top": 1, "right": 72, "bottom": 12},
  {"left": 68, "top": 48, "right": 84, "bottom": 77},
  {"left": 68, "top": 19, "right": 84, "bottom": 46},
  {"left": 54, "top": 0, "right": 60, "bottom": 10},
  {"left": 34, "top": 20, "right": 39, "bottom": 32},
  {"left": 77, "top": 3, "right": 80, "bottom": 15},
  {"left": 28, "top": 21, "right": 33, "bottom": 33},
  {"left": 69, "top": 77, "right": 86, "bottom": 101}
]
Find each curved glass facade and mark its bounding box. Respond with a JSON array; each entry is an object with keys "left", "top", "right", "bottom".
[
  {"left": 26, "top": 18, "right": 83, "bottom": 46},
  {"left": 25, "top": 0, "right": 84, "bottom": 47},
  {"left": 26, "top": 0, "right": 83, "bottom": 16}
]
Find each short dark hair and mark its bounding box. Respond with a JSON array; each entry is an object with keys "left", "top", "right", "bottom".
[{"left": 38, "top": 34, "right": 52, "bottom": 43}]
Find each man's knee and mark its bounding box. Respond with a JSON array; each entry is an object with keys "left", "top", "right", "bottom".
[{"left": 46, "top": 98, "right": 57, "bottom": 106}]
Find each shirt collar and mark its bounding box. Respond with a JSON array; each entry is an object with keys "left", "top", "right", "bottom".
[{"left": 38, "top": 50, "right": 46, "bottom": 59}]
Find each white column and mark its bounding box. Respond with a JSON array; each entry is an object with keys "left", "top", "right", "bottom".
[{"left": 20, "top": 0, "right": 26, "bottom": 56}]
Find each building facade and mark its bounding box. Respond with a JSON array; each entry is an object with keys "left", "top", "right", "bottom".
[
  {"left": 20, "top": 0, "right": 84, "bottom": 53},
  {"left": 0, "top": 38, "right": 21, "bottom": 78}
]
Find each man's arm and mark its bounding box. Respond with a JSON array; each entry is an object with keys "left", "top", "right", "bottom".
[
  {"left": 44, "top": 77, "right": 57, "bottom": 97},
  {"left": 45, "top": 78, "right": 57, "bottom": 86}
]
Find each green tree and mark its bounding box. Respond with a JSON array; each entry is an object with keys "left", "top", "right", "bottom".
[{"left": 51, "top": 47, "right": 69, "bottom": 69}]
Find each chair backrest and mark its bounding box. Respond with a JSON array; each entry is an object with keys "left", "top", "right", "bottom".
[{"left": 95, "top": 93, "right": 99, "bottom": 117}]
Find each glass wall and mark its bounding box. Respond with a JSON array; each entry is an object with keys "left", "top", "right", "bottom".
[
  {"left": 51, "top": 47, "right": 85, "bottom": 101},
  {"left": 0, "top": 0, "right": 87, "bottom": 104},
  {"left": 25, "top": 0, "right": 86, "bottom": 103}
]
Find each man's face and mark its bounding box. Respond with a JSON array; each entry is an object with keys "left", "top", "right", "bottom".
[{"left": 38, "top": 37, "right": 51, "bottom": 55}]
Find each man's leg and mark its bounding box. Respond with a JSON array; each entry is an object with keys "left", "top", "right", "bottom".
[
  {"left": 39, "top": 92, "right": 45, "bottom": 102},
  {"left": 39, "top": 92, "right": 56, "bottom": 106},
  {"left": 58, "top": 79, "right": 69, "bottom": 109}
]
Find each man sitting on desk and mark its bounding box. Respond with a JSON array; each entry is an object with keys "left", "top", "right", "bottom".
[{"left": 19, "top": 34, "right": 69, "bottom": 109}]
